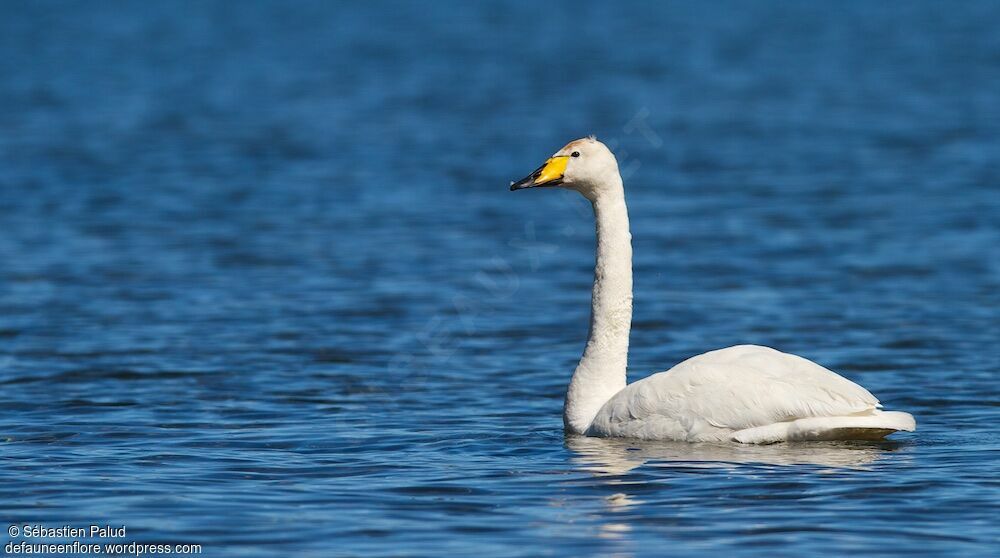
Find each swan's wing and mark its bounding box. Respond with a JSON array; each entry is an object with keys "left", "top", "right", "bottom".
[
  {"left": 675, "top": 345, "right": 881, "bottom": 429},
  {"left": 594, "top": 345, "right": 882, "bottom": 440}
]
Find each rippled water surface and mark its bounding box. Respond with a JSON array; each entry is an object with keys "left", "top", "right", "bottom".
[{"left": 2, "top": 1, "right": 999, "bottom": 556}]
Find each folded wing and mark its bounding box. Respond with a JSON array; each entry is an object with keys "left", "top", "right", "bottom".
[{"left": 589, "top": 345, "right": 910, "bottom": 442}]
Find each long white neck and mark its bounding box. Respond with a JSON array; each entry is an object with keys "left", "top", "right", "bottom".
[{"left": 563, "top": 178, "right": 633, "bottom": 434}]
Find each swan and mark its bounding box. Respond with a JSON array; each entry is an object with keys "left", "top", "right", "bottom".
[{"left": 509, "top": 137, "right": 916, "bottom": 443}]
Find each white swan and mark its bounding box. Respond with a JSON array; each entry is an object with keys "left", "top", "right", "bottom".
[{"left": 510, "top": 137, "right": 916, "bottom": 443}]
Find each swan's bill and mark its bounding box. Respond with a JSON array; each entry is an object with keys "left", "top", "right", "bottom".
[{"left": 510, "top": 156, "right": 569, "bottom": 190}]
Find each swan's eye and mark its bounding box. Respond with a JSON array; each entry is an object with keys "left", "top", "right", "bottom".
[{"left": 571, "top": 151, "right": 580, "bottom": 158}]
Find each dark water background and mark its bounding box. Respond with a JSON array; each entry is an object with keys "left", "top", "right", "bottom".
[{"left": 2, "top": 1, "right": 998, "bottom": 556}]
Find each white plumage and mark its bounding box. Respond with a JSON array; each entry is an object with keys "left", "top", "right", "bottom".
[
  {"left": 588, "top": 345, "right": 915, "bottom": 443},
  {"left": 511, "top": 137, "right": 916, "bottom": 443}
]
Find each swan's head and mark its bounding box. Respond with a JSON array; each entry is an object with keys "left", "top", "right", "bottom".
[{"left": 510, "top": 136, "right": 621, "bottom": 200}]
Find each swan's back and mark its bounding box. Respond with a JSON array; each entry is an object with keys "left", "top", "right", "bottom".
[{"left": 588, "top": 345, "right": 915, "bottom": 443}]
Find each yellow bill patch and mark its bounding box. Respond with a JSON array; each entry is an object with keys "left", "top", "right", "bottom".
[{"left": 535, "top": 156, "right": 569, "bottom": 185}]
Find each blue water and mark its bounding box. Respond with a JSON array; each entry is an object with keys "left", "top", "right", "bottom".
[{"left": 2, "top": 1, "right": 999, "bottom": 556}]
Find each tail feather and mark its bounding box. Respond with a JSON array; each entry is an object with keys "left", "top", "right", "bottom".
[{"left": 733, "top": 410, "right": 916, "bottom": 444}]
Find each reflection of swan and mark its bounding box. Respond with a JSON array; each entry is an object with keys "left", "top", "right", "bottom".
[
  {"left": 511, "top": 138, "right": 916, "bottom": 443},
  {"left": 566, "top": 435, "right": 892, "bottom": 474}
]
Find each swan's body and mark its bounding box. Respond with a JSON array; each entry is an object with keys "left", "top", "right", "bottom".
[
  {"left": 510, "top": 137, "right": 915, "bottom": 443},
  {"left": 588, "top": 344, "right": 915, "bottom": 443}
]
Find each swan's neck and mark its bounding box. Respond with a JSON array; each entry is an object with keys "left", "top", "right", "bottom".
[{"left": 564, "top": 182, "right": 633, "bottom": 434}]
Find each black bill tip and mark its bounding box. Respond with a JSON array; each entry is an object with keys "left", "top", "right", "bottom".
[{"left": 510, "top": 166, "right": 546, "bottom": 191}]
